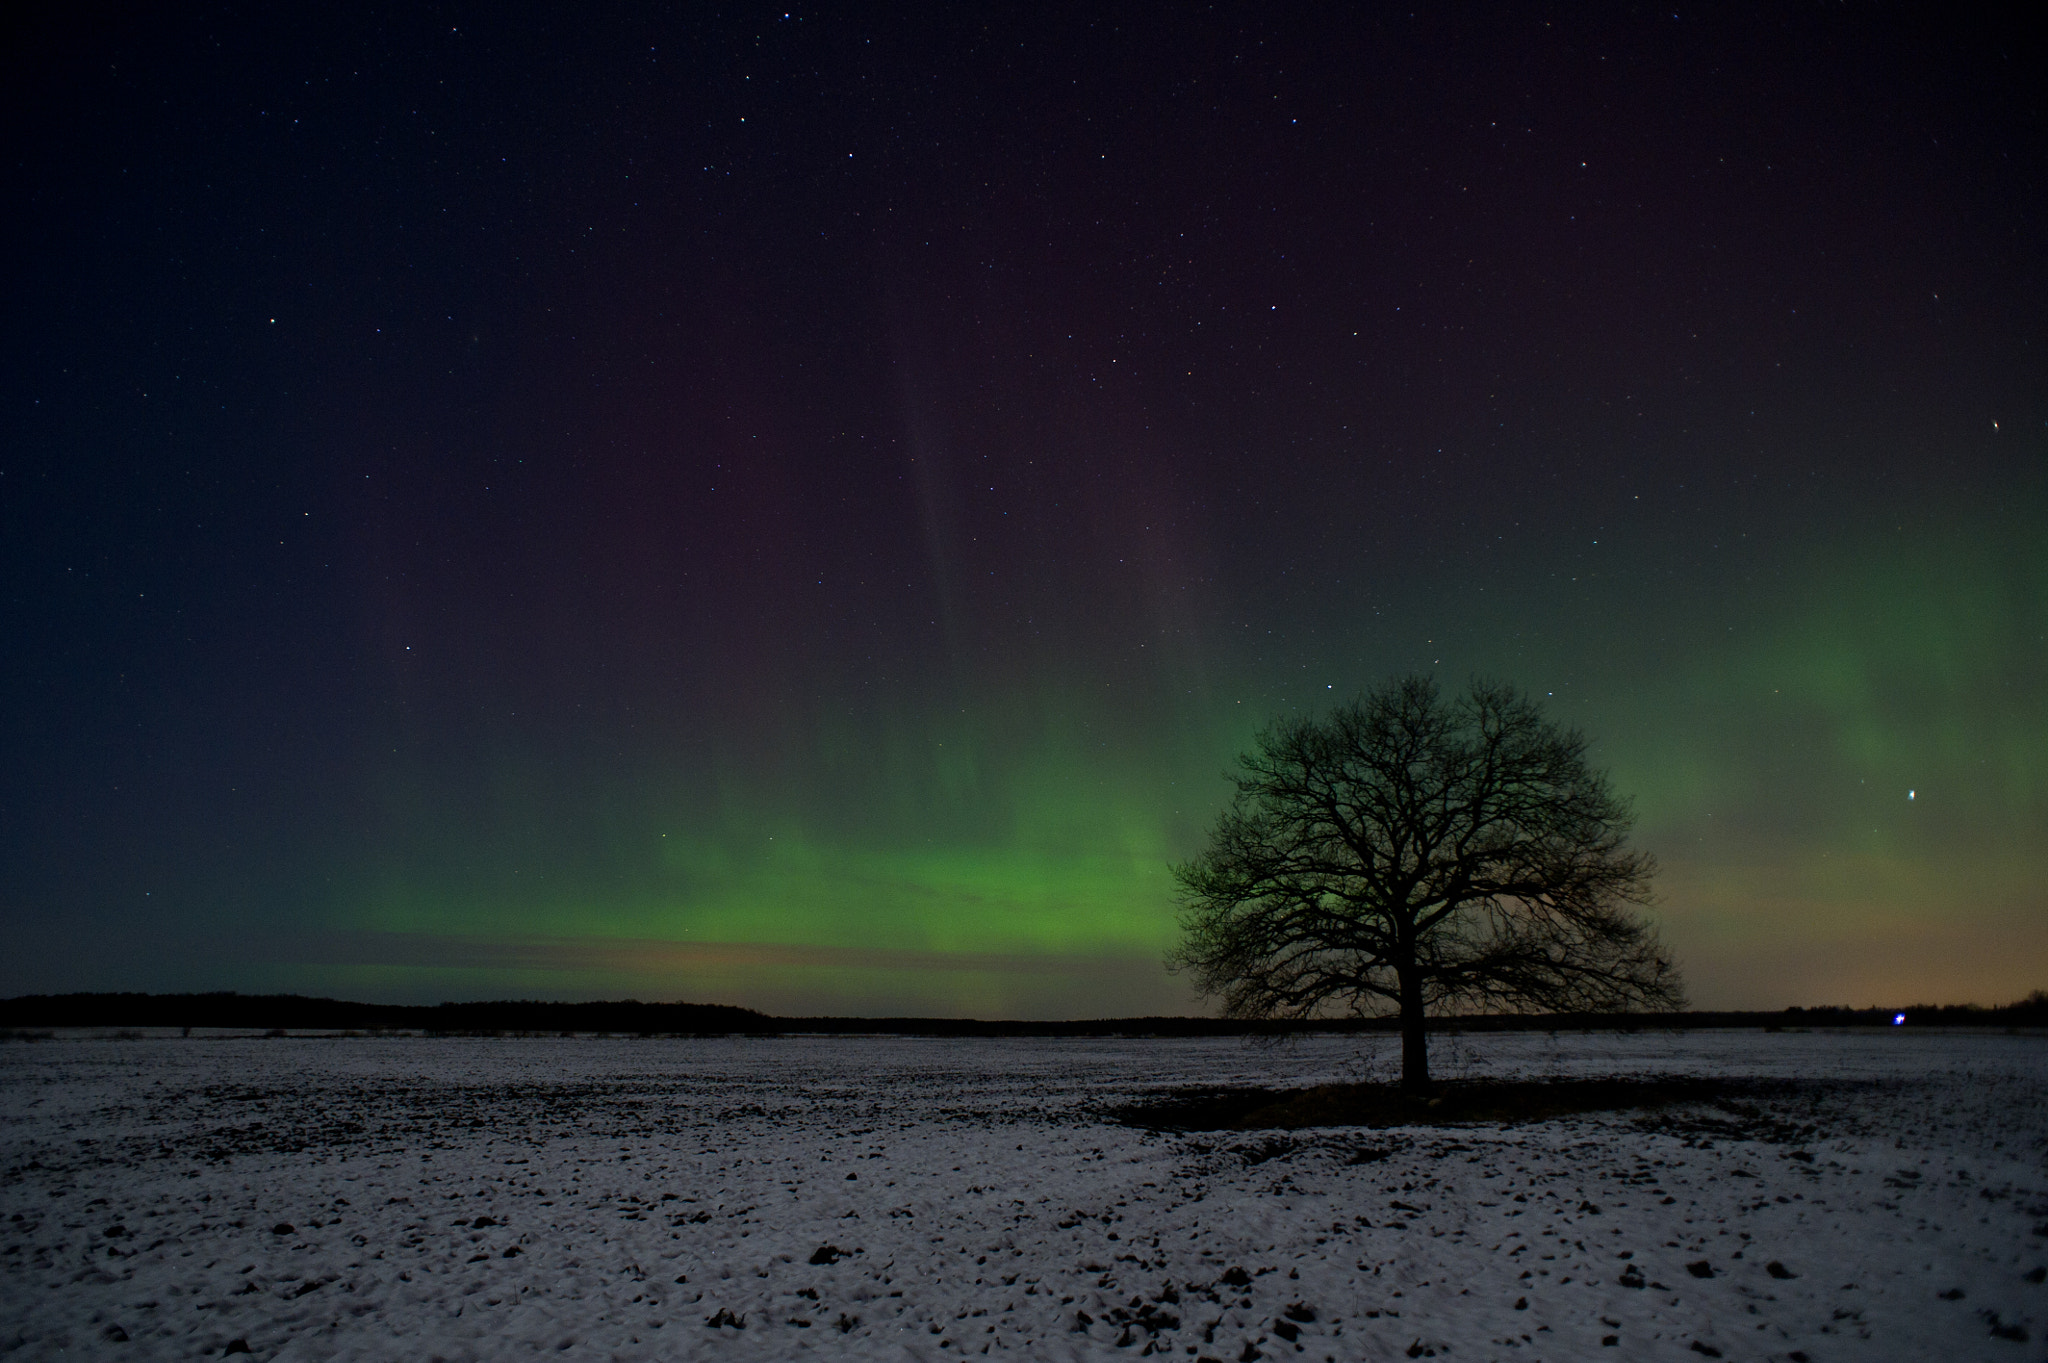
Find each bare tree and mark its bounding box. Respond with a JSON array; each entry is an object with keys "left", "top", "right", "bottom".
[{"left": 1169, "top": 675, "right": 1683, "bottom": 1092}]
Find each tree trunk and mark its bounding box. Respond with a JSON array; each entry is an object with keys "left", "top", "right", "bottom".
[{"left": 1398, "top": 970, "right": 1431, "bottom": 1095}]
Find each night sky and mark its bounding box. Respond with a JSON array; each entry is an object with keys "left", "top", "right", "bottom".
[{"left": 5, "top": 4, "right": 2042, "bottom": 1016}]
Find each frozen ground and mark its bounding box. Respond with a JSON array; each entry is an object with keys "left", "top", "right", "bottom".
[{"left": 2, "top": 1029, "right": 2045, "bottom": 1361}]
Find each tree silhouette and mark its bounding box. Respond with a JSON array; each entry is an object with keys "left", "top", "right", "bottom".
[{"left": 1170, "top": 675, "right": 1683, "bottom": 1092}]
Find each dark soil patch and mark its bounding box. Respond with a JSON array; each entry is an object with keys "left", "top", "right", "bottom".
[{"left": 1114, "top": 1077, "right": 1734, "bottom": 1131}]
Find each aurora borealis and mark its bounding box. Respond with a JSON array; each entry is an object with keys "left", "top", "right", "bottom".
[{"left": 4, "top": 5, "right": 2042, "bottom": 1015}]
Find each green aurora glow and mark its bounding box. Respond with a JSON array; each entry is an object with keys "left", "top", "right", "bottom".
[{"left": 267, "top": 504, "right": 2043, "bottom": 1015}]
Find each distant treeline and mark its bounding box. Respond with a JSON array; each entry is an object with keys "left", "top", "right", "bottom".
[{"left": 3, "top": 991, "right": 2044, "bottom": 1035}]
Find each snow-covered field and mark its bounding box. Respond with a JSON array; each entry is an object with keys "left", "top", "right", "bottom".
[{"left": 3, "top": 1029, "right": 2044, "bottom": 1361}]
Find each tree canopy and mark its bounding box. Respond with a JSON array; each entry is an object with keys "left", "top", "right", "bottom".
[{"left": 1169, "top": 675, "right": 1684, "bottom": 1090}]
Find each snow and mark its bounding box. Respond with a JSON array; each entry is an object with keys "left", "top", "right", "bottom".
[{"left": 3, "top": 1029, "right": 2044, "bottom": 1361}]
